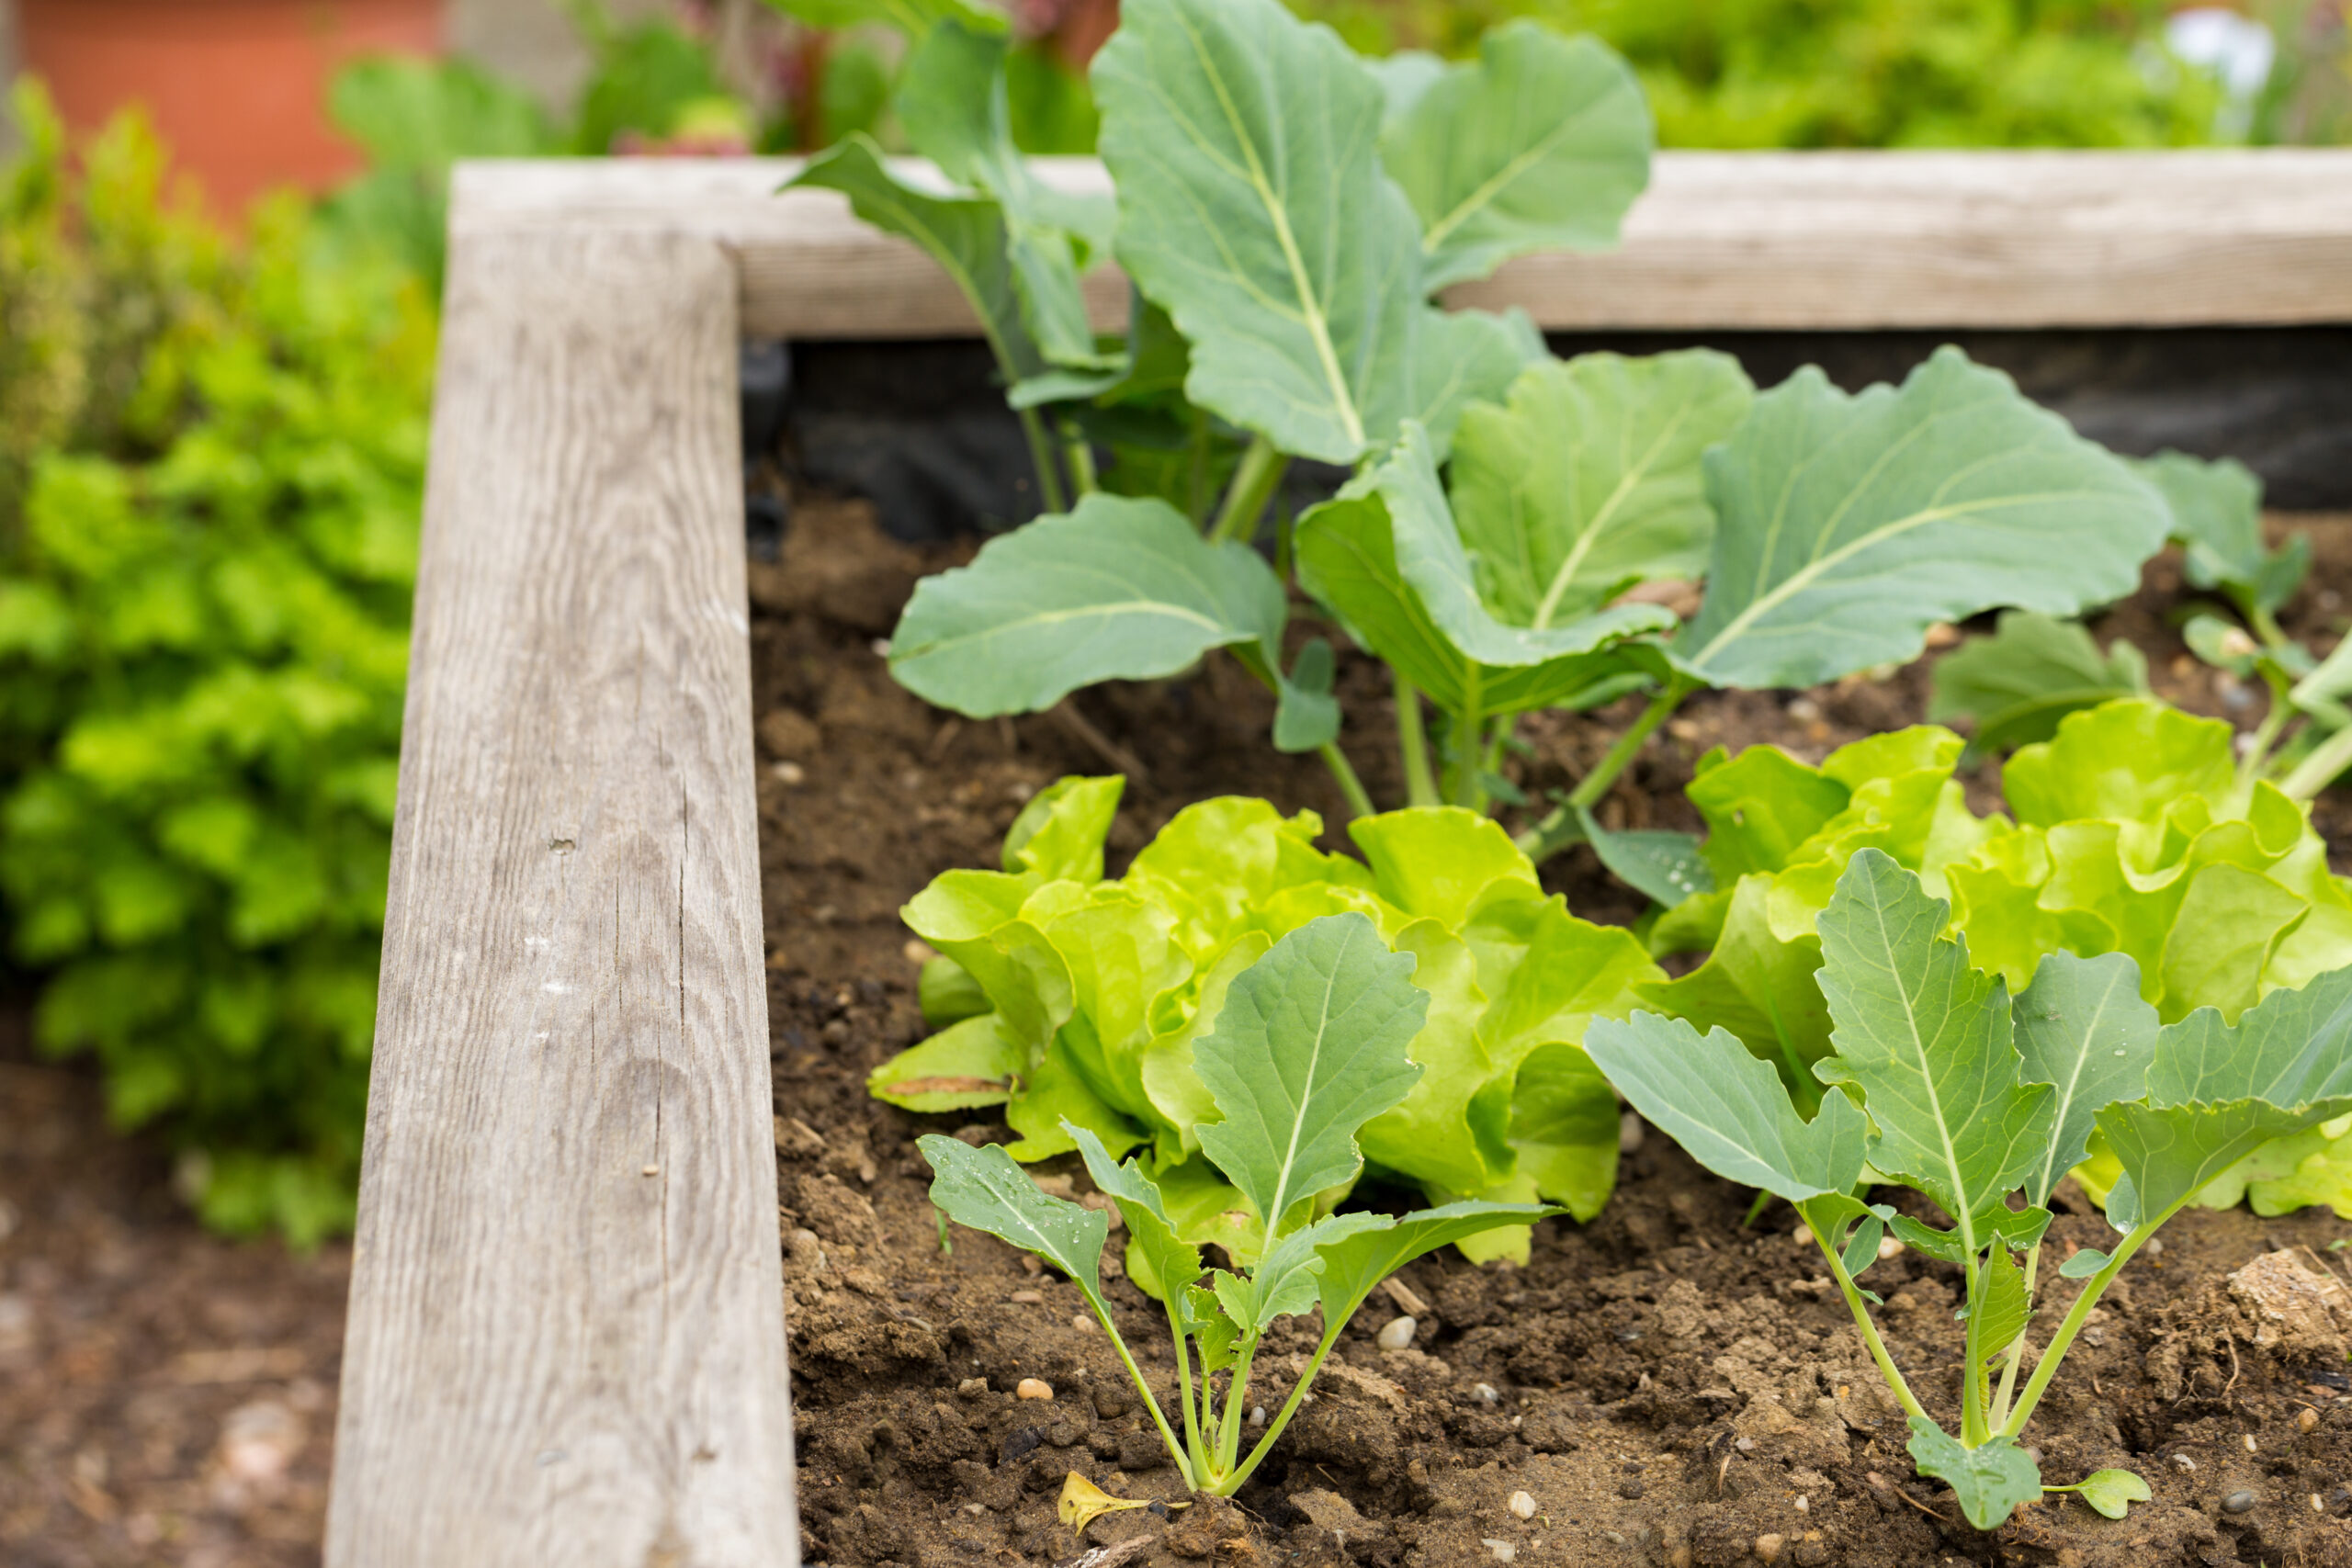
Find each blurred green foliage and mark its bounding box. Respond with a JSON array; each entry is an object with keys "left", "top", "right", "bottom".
[
  {"left": 1289, "top": 0, "right": 2233, "bottom": 147},
  {"left": 0, "top": 82, "right": 435, "bottom": 1244}
]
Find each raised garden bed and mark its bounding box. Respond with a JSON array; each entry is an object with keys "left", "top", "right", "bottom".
[{"left": 325, "top": 135, "right": 2352, "bottom": 1568}]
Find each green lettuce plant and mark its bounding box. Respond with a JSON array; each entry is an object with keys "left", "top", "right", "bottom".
[
  {"left": 1651, "top": 697, "right": 2352, "bottom": 1217},
  {"left": 872, "top": 775, "right": 1657, "bottom": 1269},
  {"left": 920, "top": 912, "right": 1556, "bottom": 1495},
  {"left": 786, "top": 0, "right": 2175, "bottom": 893},
  {"left": 1589, "top": 848, "right": 2352, "bottom": 1529}
]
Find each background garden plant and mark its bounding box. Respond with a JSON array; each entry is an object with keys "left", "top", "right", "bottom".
[
  {"left": 813, "top": 0, "right": 2183, "bottom": 901},
  {"left": 874, "top": 775, "right": 1655, "bottom": 1267},
  {"left": 1588, "top": 848, "right": 2352, "bottom": 1529},
  {"left": 0, "top": 85, "right": 431, "bottom": 1240},
  {"left": 917, "top": 911, "right": 1557, "bottom": 1495}
]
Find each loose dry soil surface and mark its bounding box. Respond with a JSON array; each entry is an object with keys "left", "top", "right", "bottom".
[
  {"left": 0, "top": 1009, "right": 349, "bottom": 1568},
  {"left": 754, "top": 495, "right": 2352, "bottom": 1568}
]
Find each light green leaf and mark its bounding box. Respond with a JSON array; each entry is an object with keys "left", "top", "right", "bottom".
[
  {"left": 1365, "top": 51, "right": 1446, "bottom": 123},
  {"left": 1295, "top": 453, "right": 1666, "bottom": 719},
  {"left": 868, "top": 1012, "right": 1023, "bottom": 1112},
  {"left": 918, "top": 955, "right": 992, "bottom": 1028},
  {"left": 2100, "top": 966, "right": 2352, "bottom": 1219},
  {"left": 2132, "top": 449, "right": 2290, "bottom": 606},
  {"left": 2057, "top": 1247, "right": 2109, "bottom": 1279},
  {"left": 1642, "top": 873, "right": 1834, "bottom": 1096},
  {"left": 1272, "top": 637, "right": 1342, "bottom": 753},
  {"left": 1676, "top": 347, "right": 2169, "bottom": 690},
  {"left": 1997, "top": 698, "right": 2236, "bottom": 830},
  {"left": 1069, "top": 1124, "right": 1204, "bottom": 1305},
  {"left": 1232, "top": 1211, "right": 1391, "bottom": 1333},
  {"left": 2010, "top": 952, "right": 2158, "bottom": 1205},
  {"left": 888, "top": 495, "right": 1284, "bottom": 716},
  {"left": 2144, "top": 963, "right": 2352, "bottom": 1109},
  {"left": 759, "top": 0, "right": 1004, "bottom": 36},
  {"left": 1187, "top": 1281, "right": 1243, "bottom": 1371},
  {"left": 2070, "top": 1469, "right": 2152, "bottom": 1519},
  {"left": 1576, "top": 809, "right": 1712, "bottom": 908},
  {"left": 1905, "top": 1417, "right": 2041, "bottom": 1529},
  {"left": 1583, "top": 1011, "right": 1870, "bottom": 1201},
  {"left": 1375, "top": 423, "right": 1677, "bottom": 680},
  {"left": 1347, "top": 806, "right": 1539, "bottom": 930},
  {"left": 1002, "top": 774, "right": 1125, "bottom": 882},
  {"left": 901, "top": 870, "right": 1073, "bottom": 1052},
  {"left": 1928, "top": 610, "right": 2149, "bottom": 754},
  {"left": 896, "top": 23, "right": 1114, "bottom": 369},
  {"left": 1092, "top": 0, "right": 1532, "bottom": 462},
  {"left": 1812, "top": 851, "right": 2055, "bottom": 1244},
  {"left": 1506, "top": 1041, "right": 1623, "bottom": 1219},
  {"left": 1970, "top": 1243, "right": 2028, "bottom": 1359},
  {"left": 790, "top": 137, "right": 1044, "bottom": 383},
  {"left": 1193, "top": 913, "right": 1428, "bottom": 1231},
  {"left": 1450, "top": 350, "right": 1751, "bottom": 631},
  {"left": 1004, "top": 1033, "right": 1144, "bottom": 1160},
  {"left": 1310, "top": 1199, "right": 1559, "bottom": 1332},
  {"left": 920, "top": 1134, "right": 1110, "bottom": 1302},
  {"left": 1378, "top": 21, "right": 1651, "bottom": 291}
]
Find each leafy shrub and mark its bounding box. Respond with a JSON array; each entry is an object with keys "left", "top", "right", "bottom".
[
  {"left": 872, "top": 777, "right": 1658, "bottom": 1268},
  {"left": 1291, "top": 0, "right": 2231, "bottom": 149},
  {"left": 1651, "top": 697, "right": 2352, "bottom": 1218},
  {"left": 0, "top": 88, "right": 433, "bottom": 1242},
  {"left": 1592, "top": 849, "right": 2352, "bottom": 1528}
]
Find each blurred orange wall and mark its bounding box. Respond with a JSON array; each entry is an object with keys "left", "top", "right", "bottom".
[{"left": 17, "top": 0, "right": 445, "bottom": 212}]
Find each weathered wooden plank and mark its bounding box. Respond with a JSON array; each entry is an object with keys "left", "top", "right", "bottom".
[
  {"left": 325, "top": 229, "right": 795, "bottom": 1568},
  {"left": 451, "top": 150, "right": 2352, "bottom": 335}
]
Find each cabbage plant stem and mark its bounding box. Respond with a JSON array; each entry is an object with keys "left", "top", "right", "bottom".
[
  {"left": 1807, "top": 1217, "right": 1927, "bottom": 1423},
  {"left": 1209, "top": 435, "right": 1287, "bottom": 545},
  {"left": 1516, "top": 672, "right": 1697, "bottom": 862},
  {"left": 1318, "top": 743, "right": 1375, "bottom": 820},
  {"left": 2284, "top": 722, "right": 2352, "bottom": 802},
  {"left": 1998, "top": 1220, "right": 2157, "bottom": 1440},
  {"left": 1061, "top": 418, "right": 1099, "bottom": 496},
  {"left": 1087, "top": 1291, "right": 1195, "bottom": 1490},
  {"left": 1396, "top": 675, "right": 1441, "bottom": 807},
  {"left": 1020, "top": 405, "right": 1069, "bottom": 514}
]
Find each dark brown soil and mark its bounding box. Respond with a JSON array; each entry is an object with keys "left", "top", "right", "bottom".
[
  {"left": 755, "top": 496, "right": 2352, "bottom": 1568},
  {"left": 0, "top": 1010, "right": 351, "bottom": 1568}
]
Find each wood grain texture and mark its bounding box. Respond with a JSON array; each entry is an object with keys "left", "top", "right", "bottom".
[
  {"left": 325, "top": 229, "right": 795, "bottom": 1568},
  {"left": 450, "top": 150, "right": 2352, "bottom": 335}
]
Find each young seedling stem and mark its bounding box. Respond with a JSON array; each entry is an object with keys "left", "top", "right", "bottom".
[{"left": 1209, "top": 434, "right": 1288, "bottom": 546}]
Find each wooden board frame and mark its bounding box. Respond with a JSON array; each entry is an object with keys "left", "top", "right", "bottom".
[{"left": 327, "top": 150, "right": 2352, "bottom": 1568}]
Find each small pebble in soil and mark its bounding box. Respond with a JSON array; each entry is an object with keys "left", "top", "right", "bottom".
[
  {"left": 1010, "top": 1291, "right": 1043, "bottom": 1304},
  {"left": 1509, "top": 1491, "right": 1536, "bottom": 1520},
  {"left": 1619, "top": 1111, "right": 1646, "bottom": 1155},
  {"left": 2300, "top": 1407, "right": 2322, "bottom": 1433},
  {"left": 2173, "top": 1454, "right": 2198, "bottom": 1472},
  {"left": 1794, "top": 1496, "right": 1808, "bottom": 1514},
  {"left": 2223, "top": 1490, "right": 2257, "bottom": 1515},
  {"left": 1021, "top": 1254, "right": 1043, "bottom": 1276},
  {"left": 1482, "top": 1539, "right": 1516, "bottom": 1562},
  {"left": 1071, "top": 1314, "right": 1094, "bottom": 1334},
  {"left": 2144, "top": 1237, "right": 2164, "bottom": 1256},
  {"left": 1017, "top": 1378, "right": 1054, "bottom": 1401},
  {"left": 1618, "top": 1478, "right": 1645, "bottom": 1500},
  {"left": 959, "top": 1378, "right": 988, "bottom": 1397},
  {"left": 2315, "top": 1494, "right": 2328, "bottom": 1513},
  {"left": 1249, "top": 1406, "right": 1265, "bottom": 1427},
  {"left": 1736, "top": 1437, "right": 1757, "bottom": 1453},
  {"left": 2245, "top": 1434, "right": 2259, "bottom": 1452},
  {"left": 1877, "top": 1235, "right": 1905, "bottom": 1260},
  {"left": 1754, "top": 1531, "right": 1784, "bottom": 1563},
  {"left": 1377, "top": 1315, "right": 1417, "bottom": 1350},
  {"left": 1473, "top": 1382, "right": 1499, "bottom": 1405}
]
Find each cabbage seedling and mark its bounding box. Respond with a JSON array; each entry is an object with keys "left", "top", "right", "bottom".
[
  {"left": 1586, "top": 848, "right": 2352, "bottom": 1529},
  {"left": 791, "top": 0, "right": 2174, "bottom": 897},
  {"left": 918, "top": 912, "right": 1555, "bottom": 1495}
]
